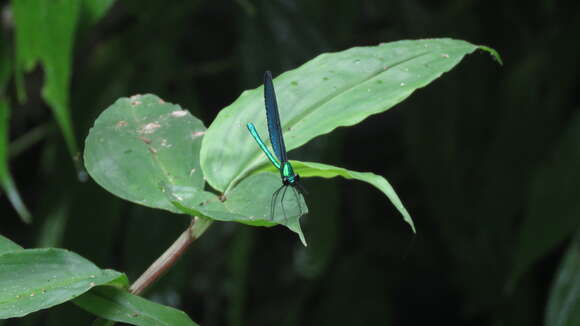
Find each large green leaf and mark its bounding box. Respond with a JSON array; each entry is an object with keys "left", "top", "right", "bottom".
[
  {"left": 545, "top": 230, "right": 580, "bottom": 326},
  {"left": 200, "top": 38, "right": 498, "bottom": 193},
  {"left": 269, "top": 160, "right": 414, "bottom": 232},
  {"left": 12, "top": 0, "right": 81, "bottom": 158},
  {"left": 0, "top": 248, "right": 126, "bottom": 319},
  {"left": 84, "top": 94, "right": 206, "bottom": 213},
  {"left": 74, "top": 286, "right": 199, "bottom": 326},
  {"left": 0, "top": 100, "right": 32, "bottom": 223},
  {"left": 509, "top": 111, "right": 580, "bottom": 288}
]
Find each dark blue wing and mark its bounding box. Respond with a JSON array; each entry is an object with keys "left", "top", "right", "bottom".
[{"left": 264, "top": 71, "right": 288, "bottom": 163}]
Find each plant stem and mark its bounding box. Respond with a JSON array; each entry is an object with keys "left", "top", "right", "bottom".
[
  {"left": 90, "top": 217, "right": 212, "bottom": 325},
  {"left": 129, "top": 216, "right": 212, "bottom": 295}
]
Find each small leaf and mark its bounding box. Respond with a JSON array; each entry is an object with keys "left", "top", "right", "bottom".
[
  {"left": 201, "top": 38, "right": 495, "bottom": 192},
  {"left": 545, "top": 230, "right": 580, "bottom": 326},
  {"left": 84, "top": 94, "right": 206, "bottom": 213},
  {"left": 0, "top": 234, "right": 23, "bottom": 254},
  {"left": 74, "top": 286, "right": 199, "bottom": 326},
  {"left": 0, "top": 248, "right": 126, "bottom": 319}
]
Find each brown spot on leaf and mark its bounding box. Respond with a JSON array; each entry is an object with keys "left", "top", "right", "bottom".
[
  {"left": 140, "top": 137, "right": 152, "bottom": 144},
  {"left": 139, "top": 122, "right": 161, "bottom": 134},
  {"left": 116, "top": 120, "right": 128, "bottom": 128}
]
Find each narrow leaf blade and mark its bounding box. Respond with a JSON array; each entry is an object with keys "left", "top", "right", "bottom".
[{"left": 289, "top": 160, "right": 414, "bottom": 232}]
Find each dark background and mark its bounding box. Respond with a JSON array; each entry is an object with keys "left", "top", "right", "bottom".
[{"left": 2, "top": 0, "right": 580, "bottom": 325}]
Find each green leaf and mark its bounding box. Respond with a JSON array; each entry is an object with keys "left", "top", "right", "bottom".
[
  {"left": 0, "top": 100, "right": 32, "bottom": 223},
  {"left": 201, "top": 38, "right": 496, "bottom": 192},
  {"left": 74, "top": 286, "right": 199, "bottom": 326},
  {"left": 166, "top": 172, "right": 308, "bottom": 245},
  {"left": 0, "top": 235, "right": 23, "bottom": 254},
  {"left": 83, "top": 94, "right": 307, "bottom": 240},
  {"left": 510, "top": 111, "right": 580, "bottom": 289},
  {"left": 0, "top": 248, "right": 126, "bottom": 319},
  {"left": 12, "top": 0, "right": 81, "bottom": 159},
  {"left": 168, "top": 157, "right": 407, "bottom": 243},
  {"left": 290, "top": 160, "right": 414, "bottom": 232},
  {"left": 84, "top": 94, "right": 206, "bottom": 213},
  {"left": 545, "top": 230, "right": 580, "bottom": 326},
  {"left": 226, "top": 173, "right": 308, "bottom": 244}
]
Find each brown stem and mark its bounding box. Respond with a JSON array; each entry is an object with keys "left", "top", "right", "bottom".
[
  {"left": 90, "top": 217, "right": 212, "bottom": 325},
  {"left": 128, "top": 216, "right": 212, "bottom": 295}
]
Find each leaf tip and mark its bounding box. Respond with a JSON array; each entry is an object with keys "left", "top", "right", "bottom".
[
  {"left": 477, "top": 45, "right": 503, "bottom": 66},
  {"left": 285, "top": 217, "right": 308, "bottom": 246}
]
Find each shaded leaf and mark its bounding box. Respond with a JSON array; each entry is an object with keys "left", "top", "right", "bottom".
[
  {"left": 74, "top": 286, "right": 199, "bottom": 326},
  {"left": 0, "top": 248, "right": 126, "bottom": 319},
  {"left": 510, "top": 111, "right": 580, "bottom": 288},
  {"left": 12, "top": 0, "right": 81, "bottom": 158},
  {"left": 545, "top": 230, "right": 580, "bottom": 326},
  {"left": 201, "top": 38, "right": 497, "bottom": 192},
  {"left": 84, "top": 94, "right": 206, "bottom": 213}
]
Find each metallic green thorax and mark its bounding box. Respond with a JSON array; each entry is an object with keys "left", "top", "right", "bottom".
[{"left": 281, "top": 161, "right": 299, "bottom": 185}]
